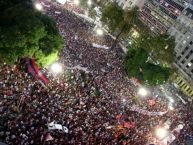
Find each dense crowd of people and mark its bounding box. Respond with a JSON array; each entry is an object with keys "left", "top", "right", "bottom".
[{"left": 0, "top": 0, "right": 193, "bottom": 144}]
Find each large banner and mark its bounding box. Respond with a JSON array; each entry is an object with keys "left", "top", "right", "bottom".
[
  {"left": 48, "top": 121, "right": 68, "bottom": 133},
  {"left": 131, "top": 105, "right": 167, "bottom": 116}
]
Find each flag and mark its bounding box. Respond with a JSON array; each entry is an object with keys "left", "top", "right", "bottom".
[
  {"left": 123, "top": 122, "right": 135, "bottom": 129},
  {"left": 30, "top": 58, "right": 49, "bottom": 84},
  {"left": 26, "top": 58, "right": 49, "bottom": 85},
  {"left": 45, "top": 133, "right": 53, "bottom": 141},
  {"left": 148, "top": 99, "right": 156, "bottom": 106},
  {"left": 116, "top": 114, "right": 122, "bottom": 120}
]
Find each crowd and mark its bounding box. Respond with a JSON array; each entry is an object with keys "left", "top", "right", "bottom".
[{"left": 0, "top": 0, "right": 193, "bottom": 144}]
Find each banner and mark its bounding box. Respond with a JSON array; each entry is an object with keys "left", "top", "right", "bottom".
[
  {"left": 44, "top": 133, "right": 54, "bottom": 141},
  {"left": 48, "top": 121, "right": 69, "bottom": 133},
  {"left": 131, "top": 105, "right": 167, "bottom": 116}
]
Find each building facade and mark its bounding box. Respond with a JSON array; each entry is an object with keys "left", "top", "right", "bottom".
[
  {"left": 168, "top": 5, "right": 193, "bottom": 98},
  {"left": 115, "top": 0, "right": 146, "bottom": 10},
  {"left": 139, "top": 0, "right": 186, "bottom": 34}
]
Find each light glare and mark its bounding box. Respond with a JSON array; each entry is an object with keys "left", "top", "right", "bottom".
[
  {"left": 87, "top": 0, "right": 92, "bottom": 5},
  {"left": 96, "top": 28, "right": 103, "bottom": 35},
  {"left": 56, "top": 0, "right": 67, "bottom": 4},
  {"left": 35, "top": 3, "right": 43, "bottom": 11},
  {"left": 51, "top": 63, "right": 62, "bottom": 74},
  {"left": 74, "top": 0, "right": 80, "bottom": 5},
  {"left": 155, "top": 127, "right": 168, "bottom": 139},
  {"left": 138, "top": 88, "right": 147, "bottom": 96}
]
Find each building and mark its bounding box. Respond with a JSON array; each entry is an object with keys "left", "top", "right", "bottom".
[
  {"left": 115, "top": 0, "right": 146, "bottom": 10},
  {"left": 168, "top": 5, "right": 193, "bottom": 98},
  {"left": 139, "top": 0, "right": 185, "bottom": 34},
  {"left": 173, "top": 74, "right": 193, "bottom": 100},
  {"left": 93, "top": 0, "right": 112, "bottom": 6}
]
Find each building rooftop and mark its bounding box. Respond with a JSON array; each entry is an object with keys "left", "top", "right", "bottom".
[{"left": 184, "top": 7, "right": 193, "bottom": 19}]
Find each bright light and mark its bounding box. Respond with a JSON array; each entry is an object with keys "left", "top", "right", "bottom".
[
  {"left": 57, "top": 0, "right": 67, "bottom": 4},
  {"left": 155, "top": 127, "right": 168, "bottom": 139},
  {"left": 50, "top": 63, "right": 62, "bottom": 74},
  {"left": 168, "top": 105, "right": 174, "bottom": 110},
  {"left": 96, "top": 28, "right": 103, "bottom": 35},
  {"left": 35, "top": 3, "right": 43, "bottom": 11},
  {"left": 169, "top": 98, "right": 174, "bottom": 103},
  {"left": 87, "top": 0, "right": 92, "bottom": 6},
  {"left": 138, "top": 88, "right": 148, "bottom": 96},
  {"left": 188, "top": 62, "right": 192, "bottom": 67},
  {"left": 74, "top": 0, "right": 80, "bottom": 5},
  {"left": 122, "top": 99, "right": 126, "bottom": 102}
]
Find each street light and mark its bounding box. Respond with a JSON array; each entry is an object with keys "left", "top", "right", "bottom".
[
  {"left": 138, "top": 87, "right": 148, "bottom": 96},
  {"left": 87, "top": 0, "right": 92, "bottom": 6},
  {"left": 50, "top": 62, "right": 62, "bottom": 74},
  {"left": 56, "top": 0, "right": 67, "bottom": 4},
  {"left": 155, "top": 127, "right": 168, "bottom": 139},
  {"left": 188, "top": 62, "right": 192, "bottom": 67},
  {"left": 74, "top": 0, "right": 80, "bottom": 5},
  {"left": 35, "top": 3, "right": 43, "bottom": 11},
  {"left": 96, "top": 28, "right": 103, "bottom": 36}
]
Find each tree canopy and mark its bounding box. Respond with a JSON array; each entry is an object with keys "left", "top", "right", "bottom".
[
  {"left": 101, "top": 4, "right": 142, "bottom": 45},
  {"left": 0, "top": 0, "right": 64, "bottom": 66},
  {"left": 101, "top": 3, "right": 124, "bottom": 33},
  {"left": 136, "top": 33, "right": 176, "bottom": 65},
  {"left": 124, "top": 47, "right": 172, "bottom": 85}
]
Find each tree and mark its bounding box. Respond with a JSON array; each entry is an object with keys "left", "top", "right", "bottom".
[
  {"left": 0, "top": 1, "right": 64, "bottom": 66},
  {"left": 101, "top": 3, "right": 124, "bottom": 33},
  {"left": 79, "top": 0, "right": 91, "bottom": 9},
  {"left": 0, "top": 0, "right": 28, "bottom": 13},
  {"left": 136, "top": 33, "right": 176, "bottom": 65},
  {"left": 101, "top": 4, "right": 140, "bottom": 48},
  {"left": 88, "top": 7, "right": 97, "bottom": 20},
  {"left": 124, "top": 47, "right": 172, "bottom": 85}
]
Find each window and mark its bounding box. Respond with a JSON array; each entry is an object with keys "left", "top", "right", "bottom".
[
  {"left": 186, "top": 64, "right": 190, "bottom": 68},
  {"left": 190, "top": 41, "right": 193, "bottom": 45},
  {"left": 181, "top": 60, "right": 185, "bottom": 64},
  {"left": 191, "top": 69, "right": 193, "bottom": 73},
  {"left": 181, "top": 46, "right": 189, "bottom": 55},
  {"left": 185, "top": 54, "right": 190, "bottom": 59},
  {"left": 191, "top": 59, "right": 193, "bottom": 63},
  {"left": 177, "top": 55, "right": 181, "bottom": 60},
  {"left": 185, "top": 46, "right": 189, "bottom": 50},
  {"left": 183, "top": 40, "right": 186, "bottom": 44}
]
